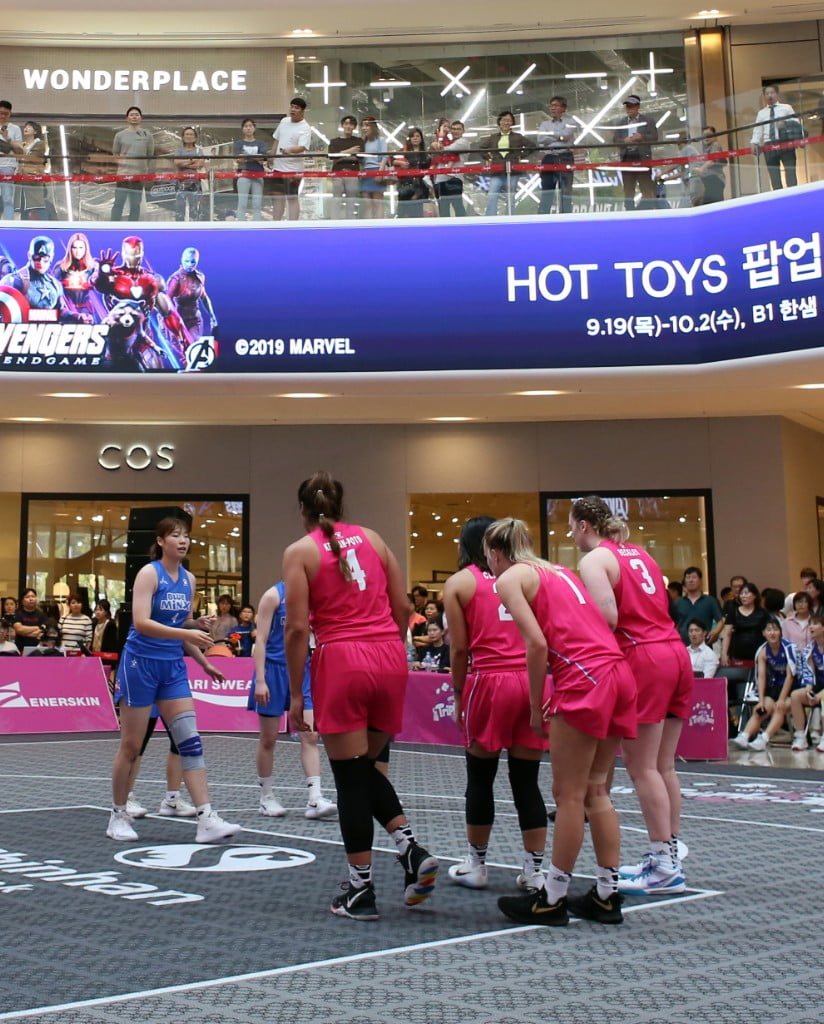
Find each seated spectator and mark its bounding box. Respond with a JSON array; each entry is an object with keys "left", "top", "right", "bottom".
[
  {"left": 211, "top": 593, "right": 239, "bottom": 641},
  {"left": 721, "top": 582, "right": 771, "bottom": 666},
  {"left": 789, "top": 615, "right": 824, "bottom": 752},
  {"left": 783, "top": 591, "right": 812, "bottom": 651},
  {"left": 413, "top": 599, "right": 443, "bottom": 648},
  {"left": 412, "top": 617, "right": 450, "bottom": 672},
  {"left": 233, "top": 604, "right": 256, "bottom": 657},
  {"left": 28, "top": 624, "right": 65, "bottom": 657},
  {"left": 732, "top": 618, "right": 798, "bottom": 750},
  {"left": 59, "top": 593, "right": 94, "bottom": 652},
  {"left": 0, "top": 621, "right": 20, "bottom": 655},
  {"left": 13, "top": 588, "right": 47, "bottom": 653},
  {"left": 686, "top": 619, "right": 719, "bottom": 677}
]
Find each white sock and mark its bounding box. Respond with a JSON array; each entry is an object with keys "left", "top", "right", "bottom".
[
  {"left": 165, "top": 790, "right": 180, "bottom": 803},
  {"left": 196, "top": 803, "right": 211, "bottom": 817},
  {"left": 468, "top": 842, "right": 488, "bottom": 867},
  {"left": 258, "top": 776, "right": 274, "bottom": 798},
  {"left": 391, "top": 824, "right": 415, "bottom": 855},
  {"left": 650, "top": 840, "right": 676, "bottom": 871},
  {"left": 544, "top": 863, "right": 571, "bottom": 903},
  {"left": 596, "top": 866, "right": 618, "bottom": 900},
  {"left": 306, "top": 776, "right": 322, "bottom": 803}
]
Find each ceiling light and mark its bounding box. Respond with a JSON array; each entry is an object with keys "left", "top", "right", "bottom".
[
  {"left": 290, "top": 28, "right": 315, "bottom": 36},
  {"left": 565, "top": 72, "right": 608, "bottom": 79},
  {"left": 9, "top": 416, "right": 50, "bottom": 422},
  {"left": 515, "top": 389, "right": 565, "bottom": 396},
  {"left": 44, "top": 392, "right": 97, "bottom": 398},
  {"left": 429, "top": 416, "right": 476, "bottom": 422},
  {"left": 697, "top": 8, "right": 720, "bottom": 14},
  {"left": 795, "top": 383, "right": 824, "bottom": 389},
  {"left": 279, "top": 392, "right": 332, "bottom": 398}
]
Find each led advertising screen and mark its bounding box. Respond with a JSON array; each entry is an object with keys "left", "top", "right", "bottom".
[{"left": 0, "top": 183, "right": 821, "bottom": 374}]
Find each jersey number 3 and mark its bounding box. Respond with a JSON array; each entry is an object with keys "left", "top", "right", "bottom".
[{"left": 629, "top": 557, "right": 657, "bottom": 595}]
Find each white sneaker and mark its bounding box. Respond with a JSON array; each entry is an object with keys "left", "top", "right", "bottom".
[
  {"left": 731, "top": 733, "right": 751, "bottom": 751},
  {"left": 158, "top": 796, "right": 197, "bottom": 818},
  {"left": 748, "top": 733, "right": 769, "bottom": 751},
  {"left": 196, "top": 810, "right": 241, "bottom": 844},
  {"left": 305, "top": 796, "right": 338, "bottom": 819},
  {"left": 258, "top": 794, "right": 287, "bottom": 817},
  {"left": 515, "top": 868, "right": 545, "bottom": 891},
  {"left": 617, "top": 858, "right": 686, "bottom": 895},
  {"left": 107, "top": 809, "right": 138, "bottom": 841},
  {"left": 447, "top": 859, "right": 488, "bottom": 889},
  {"left": 817, "top": 738, "right": 824, "bottom": 754},
  {"left": 126, "top": 792, "right": 147, "bottom": 818},
  {"left": 618, "top": 852, "right": 654, "bottom": 878},
  {"left": 676, "top": 838, "right": 689, "bottom": 862},
  {"left": 791, "top": 731, "right": 808, "bottom": 752}
]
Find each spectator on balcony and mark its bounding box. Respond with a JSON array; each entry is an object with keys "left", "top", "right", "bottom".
[
  {"left": 19, "top": 120, "right": 48, "bottom": 221},
  {"left": 358, "top": 117, "right": 388, "bottom": 219},
  {"left": 537, "top": 96, "right": 577, "bottom": 214},
  {"left": 111, "top": 106, "right": 154, "bottom": 222},
  {"left": 328, "top": 114, "right": 363, "bottom": 219},
  {"left": 482, "top": 111, "right": 530, "bottom": 216},
  {"left": 59, "top": 593, "right": 94, "bottom": 652},
  {"left": 751, "top": 84, "right": 798, "bottom": 191},
  {"left": 691, "top": 126, "right": 726, "bottom": 205},
  {"left": 174, "top": 126, "right": 206, "bottom": 222},
  {"left": 270, "top": 97, "right": 312, "bottom": 221},
  {"left": 0, "top": 100, "right": 23, "bottom": 221},
  {"left": 13, "top": 588, "right": 47, "bottom": 653},
  {"left": 431, "top": 119, "right": 469, "bottom": 217},
  {"left": 233, "top": 117, "right": 267, "bottom": 221},
  {"left": 612, "top": 94, "right": 658, "bottom": 210},
  {"left": 396, "top": 127, "right": 431, "bottom": 219}
]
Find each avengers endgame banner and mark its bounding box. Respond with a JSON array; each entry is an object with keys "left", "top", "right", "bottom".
[{"left": 0, "top": 183, "right": 821, "bottom": 374}]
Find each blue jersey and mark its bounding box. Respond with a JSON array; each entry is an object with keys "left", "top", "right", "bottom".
[
  {"left": 125, "top": 561, "right": 191, "bottom": 660},
  {"left": 265, "top": 582, "right": 287, "bottom": 663},
  {"left": 805, "top": 642, "right": 824, "bottom": 694}
]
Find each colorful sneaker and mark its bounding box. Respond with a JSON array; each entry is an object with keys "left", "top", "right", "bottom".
[
  {"left": 618, "top": 852, "right": 654, "bottom": 879},
  {"left": 195, "top": 811, "right": 241, "bottom": 843},
  {"left": 330, "top": 882, "right": 379, "bottom": 921},
  {"left": 258, "top": 795, "right": 287, "bottom": 817},
  {"left": 748, "top": 733, "right": 769, "bottom": 752},
  {"left": 568, "top": 885, "right": 624, "bottom": 924},
  {"left": 448, "top": 859, "right": 488, "bottom": 889},
  {"left": 107, "top": 809, "right": 138, "bottom": 841},
  {"left": 498, "top": 887, "right": 568, "bottom": 926},
  {"left": 398, "top": 842, "right": 439, "bottom": 907},
  {"left": 158, "top": 796, "right": 197, "bottom": 818},
  {"left": 126, "top": 792, "right": 147, "bottom": 818},
  {"left": 515, "top": 868, "right": 546, "bottom": 891},
  {"left": 617, "top": 859, "right": 686, "bottom": 895},
  {"left": 305, "top": 796, "right": 338, "bottom": 820}
]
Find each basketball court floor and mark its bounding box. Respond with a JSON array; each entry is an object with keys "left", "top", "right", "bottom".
[{"left": 1, "top": 733, "right": 822, "bottom": 1024}]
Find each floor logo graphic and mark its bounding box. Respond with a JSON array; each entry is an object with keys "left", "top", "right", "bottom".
[
  {"left": 0, "top": 681, "right": 29, "bottom": 708},
  {"left": 114, "top": 843, "right": 315, "bottom": 872}
]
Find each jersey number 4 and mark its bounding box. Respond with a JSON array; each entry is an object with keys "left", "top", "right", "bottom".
[{"left": 345, "top": 549, "right": 367, "bottom": 591}]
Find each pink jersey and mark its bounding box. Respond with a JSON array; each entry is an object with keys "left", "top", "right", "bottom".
[
  {"left": 529, "top": 562, "right": 624, "bottom": 690},
  {"left": 463, "top": 565, "right": 525, "bottom": 671},
  {"left": 307, "top": 523, "right": 400, "bottom": 645},
  {"left": 599, "top": 538, "right": 680, "bottom": 649}
]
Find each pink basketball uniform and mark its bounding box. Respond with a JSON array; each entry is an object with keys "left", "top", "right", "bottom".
[
  {"left": 530, "top": 563, "right": 637, "bottom": 739},
  {"left": 462, "top": 566, "right": 546, "bottom": 751},
  {"left": 599, "top": 538, "right": 693, "bottom": 722},
  {"left": 307, "top": 523, "right": 399, "bottom": 645}
]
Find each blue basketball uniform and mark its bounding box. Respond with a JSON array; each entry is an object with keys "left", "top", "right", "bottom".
[
  {"left": 247, "top": 581, "right": 312, "bottom": 717},
  {"left": 116, "top": 562, "right": 193, "bottom": 707}
]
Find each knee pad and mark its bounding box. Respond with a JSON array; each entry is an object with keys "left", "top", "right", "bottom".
[
  {"left": 508, "top": 755, "right": 547, "bottom": 833},
  {"left": 167, "top": 711, "right": 204, "bottom": 772},
  {"left": 465, "top": 752, "right": 499, "bottom": 826},
  {"left": 330, "top": 756, "right": 374, "bottom": 854},
  {"left": 367, "top": 760, "right": 404, "bottom": 828}
]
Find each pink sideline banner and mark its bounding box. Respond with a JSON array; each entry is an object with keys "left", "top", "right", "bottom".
[
  {"left": 0, "top": 658, "right": 118, "bottom": 733},
  {"left": 396, "top": 672, "right": 463, "bottom": 746},
  {"left": 675, "top": 676, "right": 728, "bottom": 760},
  {"left": 184, "top": 657, "right": 259, "bottom": 733}
]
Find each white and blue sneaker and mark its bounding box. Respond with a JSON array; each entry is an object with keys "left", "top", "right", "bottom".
[
  {"left": 617, "top": 858, "right": 685, "bottom": 895},
  {"left": 448, "top": 859, "right": 488, "bottom": 889}
]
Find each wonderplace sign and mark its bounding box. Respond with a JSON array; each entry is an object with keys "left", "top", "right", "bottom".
[{"left": 23, "top": 68, "right": 249, "bottom": 93}]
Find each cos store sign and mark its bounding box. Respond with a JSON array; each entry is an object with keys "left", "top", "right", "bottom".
[{"left": 98, "top": 443, "right": 175, "bottom": 472}]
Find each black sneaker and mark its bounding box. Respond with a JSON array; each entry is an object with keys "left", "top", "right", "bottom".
[
  {"left": 330, "top": 882, "right": 379, "bottom": 921},
  {"left": 498, "top": 887, "right": 569, "bottom": 926},
  {"left": 568, "top": 885, "right": 624, "bottom": 925},
  {"left": 398, "top": 842, "right": 438, "bottom": 907}
]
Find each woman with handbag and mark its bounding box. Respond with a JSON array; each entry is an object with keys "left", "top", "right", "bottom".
[{"left": 396, "top": 127, "right": 431, "bottom": 219}]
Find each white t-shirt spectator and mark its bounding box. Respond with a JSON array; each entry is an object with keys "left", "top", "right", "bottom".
[{"left": 272, "top": 118, "right": 312, "bottom": 173}]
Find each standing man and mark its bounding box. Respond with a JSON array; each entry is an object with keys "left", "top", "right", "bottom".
[
  {"left": 613, "top": 94, "right": 658, "bottom": 210},
  {"left": 111, "top": 106, "right": 155, "bottom": 222},
  {"left": 431, "top": 120, "right": 470, "bottom": 217},
  {"left": 327, "top": 114, "right": 363, "bottom": 219},
  {"left": 674, "top": 566, "right": 724, "bottom": 645},
  {"left": 751, "top": 84, "right": 798, "bottom": 190},
  {"left": 270, "top": 97, "right": 312, "bottom": 221},
  {"left": 0, "top": 101, "right": 23, "bottom": 221},
  {"left": 537, "top": 96, "right": 577, "bottom": 214}
]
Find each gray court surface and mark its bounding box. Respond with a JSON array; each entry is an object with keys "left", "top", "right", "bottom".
[{"left": 1, "top": 734, "right": 822, "bottom": 1024}]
